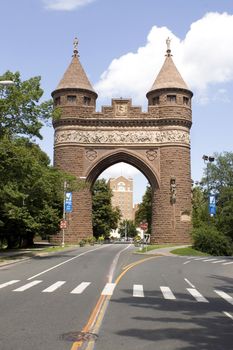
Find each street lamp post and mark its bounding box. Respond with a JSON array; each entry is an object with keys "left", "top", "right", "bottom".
[
  {"left": 124, "top": 221, "right": 127, "bottom": 242},
  {"left": 62, "top": 181, "right": 67, "bottom": 247},
  {"left": 202, "top": 155, "right": 215, "bottom": 219}
]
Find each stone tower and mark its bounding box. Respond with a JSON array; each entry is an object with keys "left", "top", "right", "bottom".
[
  {"left": 146, "top": 38, "right": 193, "bottom": 243},
  {"left": 52, "top": 38, "right": 193, "bottom": 244}
]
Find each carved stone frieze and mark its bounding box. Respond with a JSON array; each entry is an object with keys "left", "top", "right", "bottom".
[{"left": 54, "top": 129, "right": 190, "bottom": 145}]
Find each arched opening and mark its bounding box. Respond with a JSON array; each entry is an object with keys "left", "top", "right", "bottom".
[
  {"left": 86, "top": 151, "right": 159, "bottom": 242},
  {"left": 86, "top": 150, "right": 160, "bottom": 190}
]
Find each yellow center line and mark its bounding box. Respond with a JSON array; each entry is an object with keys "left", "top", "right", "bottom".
[{"left": 70, "top": 255, "right": 159, "bottom": 350}]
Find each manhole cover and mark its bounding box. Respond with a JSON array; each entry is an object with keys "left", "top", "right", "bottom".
[{"left": 60, "top": 331, "right": 98, "bottom": 342}]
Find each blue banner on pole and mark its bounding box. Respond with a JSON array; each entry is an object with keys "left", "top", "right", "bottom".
[
  {"left": 65, "top": 192, "right": 72, "bottom": 213},
  {"left": 209, "top": 194, "right": 216, "bottom": 216}
]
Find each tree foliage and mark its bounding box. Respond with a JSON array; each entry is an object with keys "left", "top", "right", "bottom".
[
  {"left": 192, "top": 186, "right": 208, "bottom": 228},
  {"left": 0, "top": 71, "right": 81, "bottom": 248},
  {"left": 0, "top": 137, "right": 63, "bottom": 247},
  {"left": 0, "top": 71, "right": 53, "bottom": 139},
  {"left": 92, "top": 179, "right": 121, "bottom": 239},
  {"left": 192, "top": 152, "right": 233, "bottom": 253},
  {"left": 118, "top": 220, "right": 138, "bottom": 238},
  {"left": 135, "top": 185, "right": 152, "bottom": 233}
]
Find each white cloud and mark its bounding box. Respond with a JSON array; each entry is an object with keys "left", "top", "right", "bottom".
[
  {"left": 95, "top": 12, "right": 233, "bottom": 105},
  {"left": 43, "top": 0, "right": 95, "bottom": 11}
]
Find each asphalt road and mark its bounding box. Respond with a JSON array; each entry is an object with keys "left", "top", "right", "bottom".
[{"left": 0, "top": 245, "right": 232, "bottom": 350}]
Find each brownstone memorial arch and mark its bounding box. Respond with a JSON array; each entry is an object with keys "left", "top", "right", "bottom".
[{"left": 52, "top": 38, "right": 193, "bottom": 244}]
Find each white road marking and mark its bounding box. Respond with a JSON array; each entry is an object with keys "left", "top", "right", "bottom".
[
  {"left": 184, "top": 278, "right": 195, "bottom": 288},
  {"left": 133, "top": 284, "right": 144, "bottom": 298},
  {"left": 27, "top": 245, "right": 107, "bottom": 280},
  {"left": 183, "top": 261, "right": 190, "bottom": 265},
  {"left": 13, "top": 280, "right": 42, "bottom": 292},
  {"left": 223, "top": 311, "right": 233, "bottom": 320},
  {"left": 187, "top": 288, "right": 209, "bottom": 302},
  {"left": 70, "top": 282, "right": 91, "bottom": 294},
  {"left": 203, "top": 258, "right": 218, "bottom": 262},
  {"left": 107, "top": 244, "right": 131, "bottom": 283},
  {"left": 222, "top": 261, "right": 233, "bottom": 266},
  {"left": 214, "top": 290, "right": 233, "bottom": 305},
  {"left": 42, "top": 281, "right": 66, "bottom": 293},
  {"left": 101, "top": 283, "right": 116, "bottom": 296},
  {"left": 194, "top": 257, "right": 208, "bottom": 261},
  {"left": 160, "top": 286, "right": 176, "bottom": 300},
  {"left": 212, "top": 260, "right": 227, "bottom": 264},
  {"left": 0, "top": 280, "right": 20, "bottom": 289}
]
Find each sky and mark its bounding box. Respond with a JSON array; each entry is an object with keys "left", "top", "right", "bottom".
[{"left": 1, "top": 0, "right": 233, "bottom": 204}]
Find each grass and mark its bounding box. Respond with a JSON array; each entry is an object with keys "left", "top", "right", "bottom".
[
  {"left": 170, "top": 247, "right": 209, "bottom": 256},
  {"left": 136, "top": 244, "right": 179, "bottom": 253},
  {"left": 135, "top": 244, "right": 209, "bottom": 256},
  {"left": 39, "top": 245, "right": 78, "bottom": 253}
]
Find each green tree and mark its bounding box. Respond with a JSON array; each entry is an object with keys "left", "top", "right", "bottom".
[
  {"left": 118, "top": 220, "right": 138, "bottom": 239},
  {"left": 0, "top": 136, "right": 79, "bottom": 248},
  {"left": 135, "top": 185, "right": 152, "bottom": 233},
  {"left": 215, "top": 186, "right": 233, "bottom": 241},
  {"left": 0, "top": 71, "right": 53, "bottom": 139},
  {"left": 92, "top": 179, "right": 121, "bottom": 239},
  {"left": 202, "top": 152, "right": 233, "bottom": 239},
  {"left": 191, "top": 186, "right": 208, "bottom": 228}
]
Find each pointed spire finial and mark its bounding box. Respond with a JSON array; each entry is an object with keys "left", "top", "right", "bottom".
[
  {"left": 166, "top": 37, "right": 172, "bottom": 56},
  {"left": 73, "top": 37, "right": 79, "bottom": 57}
]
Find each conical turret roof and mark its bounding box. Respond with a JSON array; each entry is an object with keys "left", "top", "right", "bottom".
[
  {"left": 148, "top": 38, "right": 189, "bottom": 93},
  {"left": 55, "top": 38, "right": 97, "bottom": 94}
]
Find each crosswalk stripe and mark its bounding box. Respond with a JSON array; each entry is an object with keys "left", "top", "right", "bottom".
[
  {"left": 0, "top": 280, "right": 20, "bottom": 289},
  {"left": 13, "top": 280, "right": 42, "bottom": 292},
  {"left": 214, "top": 290, "right": 233, "bottom": 305},
  {"left": 194, "top": 257, "right": 208, "bottom": 261},
  {"left": 222, "top": 261, "right": 233, "bottom": 265},
  {"left": 70, "top": 282, "right": 91, "bottom": 294},
  {"left": 212, "top": 260, "right": 226, "bottom": 264},
  {"left": 133, "top": 284, "right": 144, "bottom": 297},
  {"left": 42, "top": 281, "right": 66, "bottom": 293},
  {"left": 203, "top": 259, "right": 217, "bottom": 262},
  {"left": 160, "top": 286, "right": 176, "bottom": 300},
  {"left": 101, "top": 283, "right": 116, "bottom": 296},
  {"left": 187, "top": 288, "right": 209, "bottom": 302},
  {"left": 223, "top": 311, "right": 233, "bottom": 320}
]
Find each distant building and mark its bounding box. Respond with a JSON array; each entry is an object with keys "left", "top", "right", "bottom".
[{"left": 109, "top": 176, "right": 133, "bottom": 221}]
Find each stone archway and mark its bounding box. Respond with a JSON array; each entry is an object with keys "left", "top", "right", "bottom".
[
  {"left": 86, "top": 149, "right": 159, "bottom": 190},
  {"left": 51, "top": 41, "right": 193, "bottom": 244}
]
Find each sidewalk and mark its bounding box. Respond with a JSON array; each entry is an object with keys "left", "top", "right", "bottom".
[
  {"left": 144, "top": 245, "right": 190, "bottom": 256},
  {"left": 0, "top": 243, "right": 72, "bottom": 267}
]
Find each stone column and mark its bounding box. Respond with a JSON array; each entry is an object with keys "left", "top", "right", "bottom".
[{"left": 151, "top": 146, "right": 192, "bottom": 244}]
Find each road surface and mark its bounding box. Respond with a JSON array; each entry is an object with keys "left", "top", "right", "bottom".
[{"left": 0, "top": 244, "right": 232, "bottom": 350}]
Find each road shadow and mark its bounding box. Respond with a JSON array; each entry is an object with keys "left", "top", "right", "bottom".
[{"left": 107, "top": 280, "right": 233, "bottom": 350}]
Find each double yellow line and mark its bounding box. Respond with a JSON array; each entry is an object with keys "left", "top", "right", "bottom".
[{"left": 71, "top": 255, "right": 159, "bottom": 350}]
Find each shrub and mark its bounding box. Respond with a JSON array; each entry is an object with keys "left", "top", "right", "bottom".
[{"left": 192, "top": 225, "right": 232, "bottom": 256}]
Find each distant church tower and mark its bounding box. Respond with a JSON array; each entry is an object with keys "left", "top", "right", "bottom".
[{"left": 52, "top": 37, "right": 193, "bottom": 244}]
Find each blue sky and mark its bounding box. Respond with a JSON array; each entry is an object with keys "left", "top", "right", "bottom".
[{"left": 1, "top": 0, "right": 233, "bottom": 203}]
